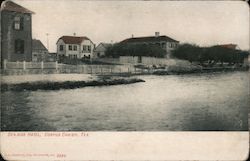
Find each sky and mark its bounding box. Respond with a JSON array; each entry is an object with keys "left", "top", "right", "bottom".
[{"left": 11, "top": 0, "right": 250, "bottom": 52}]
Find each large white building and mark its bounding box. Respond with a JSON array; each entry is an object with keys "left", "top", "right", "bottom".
[
  {"left": 120, "top": 32, "right": 179, "bottom": 57},
  {"left": 56, "top": 36, "right": 95, "bottom": 59}
]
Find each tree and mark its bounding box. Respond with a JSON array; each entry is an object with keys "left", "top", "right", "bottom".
[
  {"left": 172, "top": 43, "right": 201, "bottom": 63},
  {"left": 172, "top": 43, "right": 249, "bottom": 66},
  {"left": 105, "top": 43, "right": 166, "bottom": 58}
]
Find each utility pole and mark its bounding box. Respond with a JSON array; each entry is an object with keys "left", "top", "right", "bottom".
[{"left": 46, "top": 33, "right": 49, "bottom": 51}]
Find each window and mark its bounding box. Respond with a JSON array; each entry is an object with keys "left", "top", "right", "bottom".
[
  {"left": 13, "top": 16, "right": 23, "bottom": 30},
  {"left": 60, "top": 45, "right": 64, "bottom": 51},
  {"left": 68, "top": 45, "right": 72, "bottom": 50},
  {"left": 15, "top": 39, "right": 24, "bottom": 54},
  {"left": 82, "top": 45, "right": 87, "bottom": 52},
  {"left": 82, "top": 45, "right": 91, "bottom": 52},
  {"left": 161, "top": 43, "right": 166, "bottom": 48},
  {"left": 87, "top": 46, "right": 91, "bottom": 52},
  {"left": 73, "top": 45, "right": 77, "bottom": 51}
]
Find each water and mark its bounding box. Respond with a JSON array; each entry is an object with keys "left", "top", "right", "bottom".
[{"left": 1, "top": 72, "right": 249, "bottom": 131}]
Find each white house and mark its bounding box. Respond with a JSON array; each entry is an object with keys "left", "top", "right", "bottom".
[
  {"left": 56, "top": 36, "right": 95, "bottom": 59},
  {"left": 94, "top": 43, "right": 112, "bottom": 58}
]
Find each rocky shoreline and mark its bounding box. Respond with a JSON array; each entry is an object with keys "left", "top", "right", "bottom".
[
  {"left": 1, "top": 77, "right": 145, "bottom": 92},
  {"left": 152, "top": 66, "right": 249, "bottom": 75}
]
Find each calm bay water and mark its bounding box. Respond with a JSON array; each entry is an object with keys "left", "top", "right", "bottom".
[{"left": 1, "top": 71, "right": 249, "bottom": 131}]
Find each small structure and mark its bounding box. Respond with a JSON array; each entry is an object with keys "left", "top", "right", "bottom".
[
  {"left": 56, "top": 36, "right": 95, "bottom": 59},
  {"left": 94, "top": 43, "right": 112, "bottom": 58},
  {"left": 1, "top": 0, "right": 34, "bottom": 66},
  {"left": 215, "top": 44, "right": 238, "bottom": 50},
  {"left": 120, "top": 32, "right": 179, "bottom": 57},
  {"left": 46, "top": 53, "right": 57, "bottom": 62},
  {"left": 32, "top": 39, "right": 48, "bottom": 62}
]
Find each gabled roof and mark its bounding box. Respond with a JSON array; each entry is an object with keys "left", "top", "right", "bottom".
[
  {"left": 95, "top": 43, "right": 112, "bottom": 52},
  {"left": 1, "top": 0, "right": 34, "bottom": 14},
  {"left": 120, "top": 35, "right": 179, "bottom": 43},
  {"left": 32, "top": 39, "right": 48, "bottom": 51},
  {"left": 57, "top": 36, "right": 91, "bottom": 44},
  {"left": 214, "top": 44, "right": 237, "bottom": 50},
  {"left": 100, "top": 43, "right": 112, "bottom": 48}
]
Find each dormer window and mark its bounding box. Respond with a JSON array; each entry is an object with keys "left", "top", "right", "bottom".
[{"left": 14, "top": 16, "right": 23, "bottom": 30}]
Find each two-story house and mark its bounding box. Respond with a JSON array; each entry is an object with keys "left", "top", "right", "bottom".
[
  {"left": 1, "top": 0, "right": 34, "bottom": 66},
  {"left": 56, "top": 36, "right": 95, "bottom": 60},
  {"left": 120, "top": 32, "right": 179, "bottom": 57}
]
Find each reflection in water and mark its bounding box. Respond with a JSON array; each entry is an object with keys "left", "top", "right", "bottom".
[{"left": 1, "top": 71, "right": 249, "bottom": 131}]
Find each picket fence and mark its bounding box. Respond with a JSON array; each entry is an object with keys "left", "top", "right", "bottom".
[
  {"left": 3, "top": 60, "right": 58, "bottom": 70},
  {"left": 2, "top": 60, "right": 144, "bottom": 75}
]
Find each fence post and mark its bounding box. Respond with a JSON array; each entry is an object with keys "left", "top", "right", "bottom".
[
  {"left": 23, "top": 61, "right": 26, "bottom": 70},
  {"left": 55, "top": 61, "right": 58, "bottom": 70},
  {"left": 41, "top": 61, "right": 44, "bottom": 69},
  {"left": 3, "top": 59, "right": 7, "bottom": 69}
]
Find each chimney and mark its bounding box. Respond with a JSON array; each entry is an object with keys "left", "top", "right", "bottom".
[
  {"left": 73, "top": 33, "right": 76, "bottom": 36},
  {"left": 155, "top": 32, "right": 160, "bottom": 37},
  {"left": 132, "top": 34, "right": 134, "bottom": 38}
]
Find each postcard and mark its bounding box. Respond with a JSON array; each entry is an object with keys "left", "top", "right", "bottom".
[{"left": 0, "top": 0, "right": 249, "bottom": 160}]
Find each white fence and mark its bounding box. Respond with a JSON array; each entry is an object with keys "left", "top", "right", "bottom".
[
  {"left": 58, "top": 64, "right": 136, "bottom": 74},
  {"left": 2, "top": 59, "right": 138, "bottom": 75},
  {"left": 119, "top": 56, "right": 139, "bottom": 64},
  {"left": 119, "top": 56, "right": 192, "bottom": 66},
  {"left": 3, "top": 60, "right": 58, "bottom": 70}
]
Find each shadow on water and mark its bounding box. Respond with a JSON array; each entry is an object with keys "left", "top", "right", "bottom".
[
  {"left": 167, "top": 105, "right": 248, "bottom": 131},
  {"left": 1, "top": 92, "right": 56, "bottom": 131}
]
